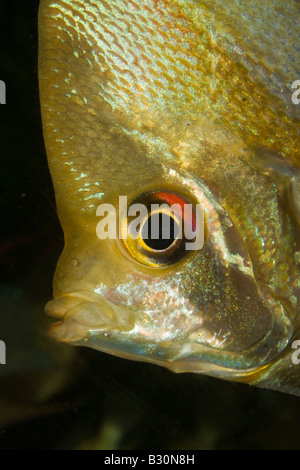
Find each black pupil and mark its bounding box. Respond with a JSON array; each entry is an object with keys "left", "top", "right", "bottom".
[{"left": 141, "top": 213, "right": 177, "bottom": 251}]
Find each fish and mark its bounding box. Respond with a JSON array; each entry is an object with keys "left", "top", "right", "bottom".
[{"left": 38, "top": 0, "right": 300, "bottom": 395}]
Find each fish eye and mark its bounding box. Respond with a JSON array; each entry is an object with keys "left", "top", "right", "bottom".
[{"left": 120, "top": 190, "right": 202, "bottom": 268}]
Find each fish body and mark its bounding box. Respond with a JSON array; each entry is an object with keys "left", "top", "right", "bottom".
[{"left": 38, "top": 0, "right": 300, "bottom": 394}]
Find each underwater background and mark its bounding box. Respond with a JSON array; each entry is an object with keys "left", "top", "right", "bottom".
[{"left": 0, "top": 0, "right": 299, "bottom": 450}]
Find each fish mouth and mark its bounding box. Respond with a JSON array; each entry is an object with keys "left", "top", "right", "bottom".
[
  {"left": 45, "top": 291, "right": 290, "bottom": 381},
  {"left": 45, "top": 292, "right": 199, "bottom": 369},
  {"left": 45, "top": 292, "right": 216, "bottom": 372},
  {"left": 45, "top": 294, "right": 272, "bottom": 380},
  {"left": 45, "top": 291, "right": 135, "bottom": 343}
]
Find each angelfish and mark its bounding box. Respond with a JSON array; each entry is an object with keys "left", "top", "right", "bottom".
[{"left": 38, "top": 0, "right": 300, "bottom": 395}]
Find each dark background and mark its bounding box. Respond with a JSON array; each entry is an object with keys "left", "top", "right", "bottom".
[{"left": 0, "top": 0, "right": 299, "bottom": 450}]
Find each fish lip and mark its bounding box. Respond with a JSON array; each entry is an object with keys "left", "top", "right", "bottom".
[
  {"left": 45, "top": 291, "right": 135, "bottom": 343},
  {"left": 45, "top": 291, "right": 99, "bottom": 319}
]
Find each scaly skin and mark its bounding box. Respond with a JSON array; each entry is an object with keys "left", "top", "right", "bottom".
[{"left": 39, "top": 0, "right": 300, "bottom": 394}]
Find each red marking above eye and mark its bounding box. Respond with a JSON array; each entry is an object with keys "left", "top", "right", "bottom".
[{"left": 155, "top": 192, "right": 197, "bottom": 232}]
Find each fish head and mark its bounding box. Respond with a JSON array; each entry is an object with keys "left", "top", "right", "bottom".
[{"left": 39, "top": 0, "right": 299, "bottom": 382}]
